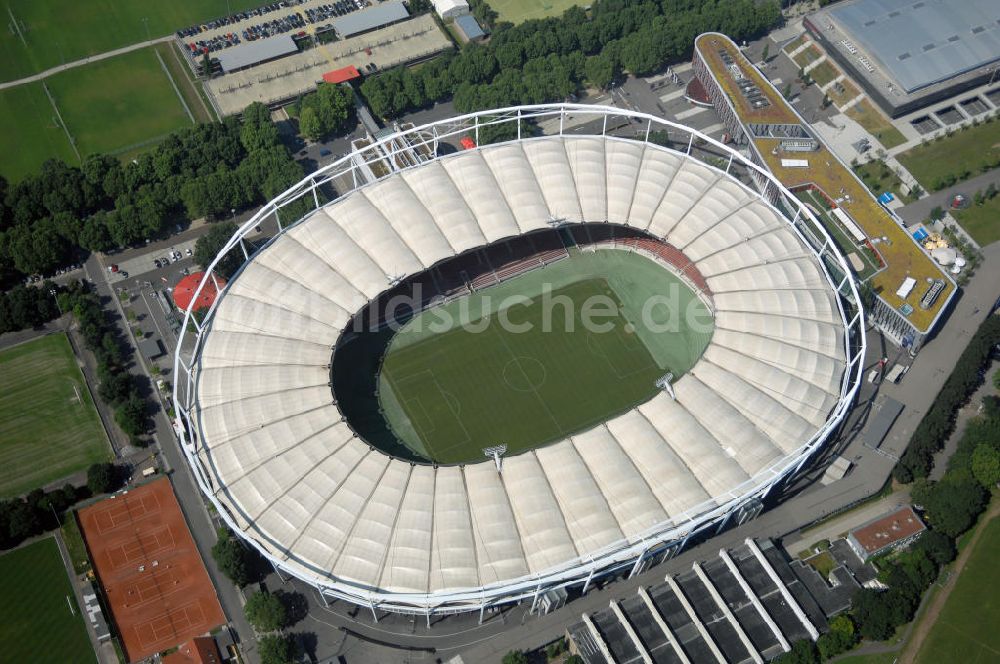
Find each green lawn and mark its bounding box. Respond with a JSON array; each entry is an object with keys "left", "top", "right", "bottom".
[
  {"left": 854, "top": 160, "right": 913, "bottom": 203},
  {"left": 378, "top": 250, "right": 713, "bottom": 463},
  {"left": 0, "top": 82, "right": 78, "bottom": 181},
  {"left": 954, "top": 196, "right": 1000, "bottom": 247},
  {"left": 0, "top": 537, "right": 97, "bottom": 664},
  {"left": 808, "top": 60, "right": 839, "bottom": 87},
  {"left": 898, "top": 119, "right": 1000, "bottom": 191},
  {"left": 0, "top": 0, "right": 266, "bottom": 82},
  {"left": 62, "top": 514, "right": 92, "bottom": 575},
  {"left": 835, "top": 653, "right": 900, "bottom": 664},
  {"left": 488, "top": 0, "right": 583, "bottom": 24},
  {"left": 45, "top": 47, "right": 192, "bottom": 159},
  {"left": 846, "top": 100, "right": 906, "bottom": 150},
  {"left": 914, "top": 516, "right": 1000, "bottom": 664},
  {"left": 0, "top": 333, "right": 111, "bottom": 498}
]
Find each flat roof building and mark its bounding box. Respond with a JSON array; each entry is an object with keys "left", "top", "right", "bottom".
[
  {"left": 847, "top": 505, "right": 926, "bottom": 561},
  {"left": 454, "top": 14, "right": 485, "bottom": 42},
  {"left": 215, "top": 35, "right": 298, "bottom": 73},
  {"left": 432, "top": 0, "right": 469, "bottom": 20},
  {"left": 807, "top": 0, "right": 1000, "bottom": 116},
  {"left": 333, "top": 0, "right": 409, "bottom": 38}
]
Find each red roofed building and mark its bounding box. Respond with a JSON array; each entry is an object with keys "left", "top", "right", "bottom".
[
  {"left": 323, "top": 65, "right": 361, "bottom": 84},
  {"left": 173, "top": 272, "right": 226, "bottom": 313},
  {"left": 847, "top": 505, "right": 926, "bottom": 561},
  {"left": 163, "top": 637, "right": 222, "bottom": 664}
]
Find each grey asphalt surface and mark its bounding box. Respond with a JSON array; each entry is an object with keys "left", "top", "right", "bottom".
[{"left": 895, "top": 167, "right": 1000, "bottom": 228}]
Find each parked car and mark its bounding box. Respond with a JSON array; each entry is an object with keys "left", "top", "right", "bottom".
[
  {"left": 154, "top": 259, "right": 162, "bottom": 269},
  {"left": 109, "top": 264, "right": 119, "bottom": 273},
  {"left": 319, "top": 148, "right": 332, "bottom": 157},
  {"left": 185, "top": 248, "right": 193, "bottom": 257}
]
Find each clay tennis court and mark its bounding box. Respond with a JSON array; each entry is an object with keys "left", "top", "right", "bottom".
[{"left": 78, "top": 477, "right": 225, "bottom": 663}]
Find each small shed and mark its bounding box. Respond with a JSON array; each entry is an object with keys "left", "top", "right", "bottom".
[
  {"left": 138, "top": 338, "right": 165, "bottom": 361},
  {"left": 454, "top": 14, "right": 486, "bottom": 42}
]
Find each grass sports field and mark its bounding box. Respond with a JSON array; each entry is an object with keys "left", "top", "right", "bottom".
[
  {"left": 0, "top": 333, "right": 111, "bottom": 497},
  {"left": 0, "top": 47, "right": 192, "bottom": 181},
  {"left": 488, "top": 0, "right": 583, "bottom": 24},
  {"left": 0, "top": 537, "right": 97, "bottom": 664},
  {"left": 0, "top": 0, "right": 265, "bottom": 82},
  {"left": 45, "top": 47, "right": 192, "bottom": 159},
  {"left": 378, "top": 250, "right": 713, "bottom": 463},
  {"left": 0, "top": 82, "right": 78, "bottom": 182},
  {"left": 914, "top": 515, "right": 1000, "bottom": 664}
]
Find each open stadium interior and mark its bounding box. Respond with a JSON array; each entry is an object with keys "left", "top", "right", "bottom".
[
  {"left": 333, "top": 238, "right": 713, "bottom": 464},
  {"left": 176, "top": 105, "right": 866, "bottom": 614}
]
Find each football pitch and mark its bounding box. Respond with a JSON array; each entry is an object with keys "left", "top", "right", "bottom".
[
  {"left": 0, "top": 333, "right": 111, "bottom": 497},
  {"left": 0, "top": 0, "right": 265, "bottom": 82},
  {"left": 378, "top": 250, "right": 713, "bottom": 464},
  {"left": 0, "top": 537, "right": 97, "bottom": 664},
  {"left": 0, "top": 47, "right": 193, "bottom": 182}
]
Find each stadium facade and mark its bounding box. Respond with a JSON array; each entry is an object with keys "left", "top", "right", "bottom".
[{"left": 173, "top": 104, "right": 865, "bottom": 617}]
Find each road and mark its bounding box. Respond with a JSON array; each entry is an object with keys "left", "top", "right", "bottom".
[{"left": 895, "top": 167, "right": 1000, "bottom": 229}]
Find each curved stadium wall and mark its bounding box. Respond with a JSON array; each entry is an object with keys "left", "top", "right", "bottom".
[{"left": 173, "top": 105, "right": 866, "bottom": 615}]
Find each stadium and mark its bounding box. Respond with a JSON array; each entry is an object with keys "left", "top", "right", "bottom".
[{"left": 173, "top": 105, "right": 865, "bottom": 617}]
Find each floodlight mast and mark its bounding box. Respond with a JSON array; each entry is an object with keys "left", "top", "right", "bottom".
[
  {"left": 656, "top": 372, "right": 675, "bottom": 400},
  {"left": 483, "top": 445, "right": 507, "bottom": 473}
]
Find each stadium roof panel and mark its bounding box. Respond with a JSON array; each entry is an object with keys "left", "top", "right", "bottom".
[
  {"left": 177, "top": 111, "right": 863, "bottom": 612},
  {"left": 828, "top": 0, "right": 1000, "bottom": 93}
]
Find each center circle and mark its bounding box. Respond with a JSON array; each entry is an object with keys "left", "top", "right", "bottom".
[{"left": 502, "top": 356, "right": 547, "bottom": 393}]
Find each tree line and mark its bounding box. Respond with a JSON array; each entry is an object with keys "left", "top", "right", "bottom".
[
  {"left": 0, "top": 102, "right": 301, "bottom": 287},
  {"left": 360, "top": 0, "right": 781, "bottom": 120},
  {"left": 289, "top": 83, "right": 356, "bottom": 142},
  {"left": 0, "top": 281, "right": 61, "bottom": 334},
  {"left": 0, "top": 461, "right": 122, "bottom": 551},
  {"left": 894, "top": 314, "right": 1000, "bottom": 482},
  {"left": 58, "top": 282, "right": 149, "bottom": 441}
]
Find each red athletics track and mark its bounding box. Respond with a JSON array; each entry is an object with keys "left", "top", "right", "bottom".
[{"left": 78, "top": 477, "right": 225, "bottom": 663}]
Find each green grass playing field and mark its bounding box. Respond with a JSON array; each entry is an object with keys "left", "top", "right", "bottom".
[
  {"left": 487, "top": 0, "right": 584, "bottom": 24},
  {"left": 46, "top": 47, "right": 192, "bottom": 159},
  {"left": 0, "top": 46, "right": 192, "bottom": 181},
  {"left": 0, "top": 82, "right": 78, "bottom": 182},
  {"left": 0, "top": 0, "right": 266, "bottom": 82},
  {"left": 378, "top": 250, "right": 713, "bottom": 463},
  {"left": 914, "top": 515, "right": 1000, "bottom": 664},
  {"left": 0, "top": 537, "right": 97, "bottom": 664},
  {"left": 0, "top": 333, "right": 111, "bottom": 498}
]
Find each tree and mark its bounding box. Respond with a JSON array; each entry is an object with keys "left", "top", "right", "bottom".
[
  {"left": 240, "top": 103, "right": 280, "bottom": 153},
  {"left": 782, "top": 82, "right": 793, "bottom": 100},
  {"left": 774, "top": 639, "right": 819, "bottom": 664},
  {"left": 971, "top": 443, "right": 1000, "bottom": 487},
  {"left": 245, "top": 590, "right": 288, "bottom": 632},
  {"left": 114, "top": 393, "right": 148, "bottom": 437},
  {"left": 502, "top": 651, "right": 529, "bottom": 664},
  {"left": 298, "top": 107, "right": 322, "bottom": 143},
  {"left": 914, "top": 477, "right": 988, "bottom": 537},
  {"left": 761, "top": 42, "right": 770, "bottom": 63},
  {"left": 194, "top": 222, "right": 242, "bottom": 279},
  {"left": 87, "top": 462, "right": 118, "bottom": 495},
  {"left": 912, "top": 530, "right": 956, "bottom": 566},
  {"left": 211, "top": 528, "right": 263, "bottom": 587},
  {"left": 852, "top": 588, "right": 902, "bottom": 641},
  {"left": 817, "top": 614, "right": 857, "bottom": 659},
  {"left": 258, "top": 634, "right": 293, "bottom": 664},
  {"left": 585, "top": 52, "right": 618, "bottom": 89},
  {"left": 565, "top": 656, "right": 584, "bottom": 664}
]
